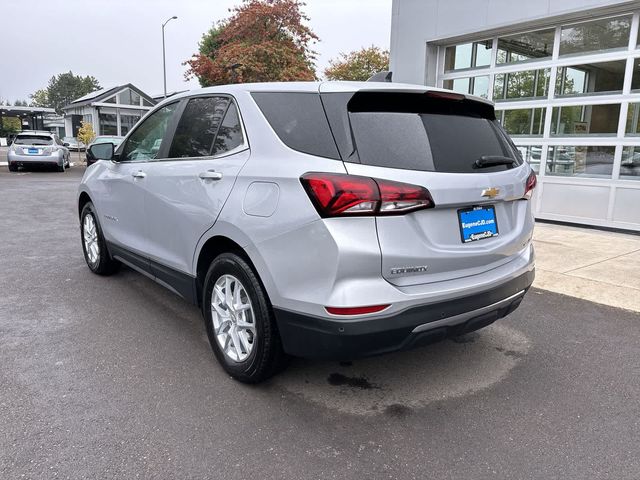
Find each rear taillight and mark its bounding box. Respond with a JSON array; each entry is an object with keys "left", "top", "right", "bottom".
[
  {"left": 523, "top": 171, "right": 537, "bottom": 200},
  {"left": 300, "top": 173, "right": 435, "bottom": 217}
]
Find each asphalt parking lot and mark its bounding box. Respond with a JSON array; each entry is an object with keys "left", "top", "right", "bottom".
[{"left": 1, "top": 166, "right": 639, "bottom": 479}]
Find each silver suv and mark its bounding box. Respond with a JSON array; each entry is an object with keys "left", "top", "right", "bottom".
[{"left": 78, "top": 82, "right": 536, "bottom": 383}]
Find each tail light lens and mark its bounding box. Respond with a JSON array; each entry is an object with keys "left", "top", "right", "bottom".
[
  {"left": 523, "top": 171, "right": 537, "bottom": 200},
  {"left": 325, "top": 304, "right": 390, "bottom": 316},
  {"left": 300, "top": 173, "right": 435, "bottom": 217}
]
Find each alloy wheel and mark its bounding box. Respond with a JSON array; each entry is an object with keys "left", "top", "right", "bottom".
[{"left": 211, "top": 274, "right": 256, "bottom": 362}]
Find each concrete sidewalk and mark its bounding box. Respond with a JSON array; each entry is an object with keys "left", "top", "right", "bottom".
[{"left": 533, "top": 222, "right": 640, "bottom": 312}]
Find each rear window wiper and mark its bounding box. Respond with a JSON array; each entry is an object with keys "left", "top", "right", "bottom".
[{"left": 475, "top": 155, "right": 516, "bottom": 169}]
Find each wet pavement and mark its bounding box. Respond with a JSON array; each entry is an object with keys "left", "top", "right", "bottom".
[{"left": 1, "top": 166, "right": 639, "bottom": 479}]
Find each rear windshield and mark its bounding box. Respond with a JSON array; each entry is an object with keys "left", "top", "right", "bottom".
[
  {"left": 14, "top": 135, "right": 53, "bottom": 146},
  {"left": 322, "top": 91, "right": 521, "bottom": 173}
]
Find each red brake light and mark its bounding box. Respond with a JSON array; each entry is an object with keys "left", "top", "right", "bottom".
[
  {"left": 523, "top": 171, "right": 537, "bottom": 200},
  {"left": 377, "top": 178, "right": 434, "bottom": 213},
  {"left": 325, "top": 304, "right": 390, "bottom": 316},
  {"left": 300, "top": 173, "right": 435, "bottom": 217},
  {"left": 425, "top": 90, "right": 465, "bottom": 101}
]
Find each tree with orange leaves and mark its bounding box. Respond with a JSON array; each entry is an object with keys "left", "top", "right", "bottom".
[{"left": 185, "top": 0, "right": 318, "bottom": 86}]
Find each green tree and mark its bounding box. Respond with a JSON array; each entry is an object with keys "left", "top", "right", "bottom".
[
  {"left": 324, "top": 46, "right": 390, "bottom": 81},
  {"left": 185, "top": 0, "right": 318, "bottom": 86},
  {"left": 29, "top": 72, "right": 101, "bottom": 114},
  {"left": 13, "top": 99, "right": 28, "bottom": 106}
]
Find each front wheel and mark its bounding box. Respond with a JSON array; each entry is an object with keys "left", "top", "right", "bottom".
[
  {"left": 80, "top": 202, "right": 120, "bottom": 275},
  {"left": 203, "top": 253, "right": 288, "bottom": 383}
]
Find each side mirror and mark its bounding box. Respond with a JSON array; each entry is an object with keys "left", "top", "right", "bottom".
[
  {"left": 88, "top": 142, "right": 115, "bottom": 161},
  {"left": 63, "top": 142, "right": 70, "bottom": 147}
]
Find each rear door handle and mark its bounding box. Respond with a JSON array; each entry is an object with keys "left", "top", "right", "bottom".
[
  {"left": 132, "top": 170, "right": 146, "bottom": 179},
  {"left": 198, "top": 170, "right": 223, "bottom": 181}
]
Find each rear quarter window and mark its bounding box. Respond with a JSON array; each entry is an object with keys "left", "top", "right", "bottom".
[{"left": 251, "top": 92, "right": 340, "bottom": 160}]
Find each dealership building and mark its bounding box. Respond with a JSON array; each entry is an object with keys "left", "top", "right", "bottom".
[{"left": 390, "top": 0, "right": 640, "bottom": 231}]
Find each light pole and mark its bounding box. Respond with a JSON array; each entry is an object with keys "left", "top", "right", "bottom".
[{"left": 162, "top": 16, "right": 178, "bottom": 99}]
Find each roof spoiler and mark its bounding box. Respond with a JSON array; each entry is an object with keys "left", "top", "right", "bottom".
[{"left": 367, "top": 71, "right": 393, "bottom": 82}]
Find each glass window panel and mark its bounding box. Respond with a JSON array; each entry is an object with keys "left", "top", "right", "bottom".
[
  {"left": 143, "top": 98, "right": 154, "bottom": 107},
  {"left": 497, "top": 28, "right": 555, "bottom": 64},
  {"left": 555, "top": 60, "right": 626, "bottom": 97},
  {"left": 99, "top": 113, "right": 117, "bottom": 135},
  {"left": 120, "top": 114, "right": 141, "bottom": 137},
  {"left": 559, "top": 15, "right": 631, "bottom": 56},
  {"left": 443, "top": 77, "right": 470, "bottom": 94},
  {"left": 546, "top": 145, "right": 614, "bottom": 178},
  {"left": 474, "top": 41, "right": 492, "bottom": 67},
  {"left": 620, "top": 146, "right": 640, "bottom": 179},
  {"left": 121, "top": 103, "right": 178, "bottom": 161},
  {"left": 104, "top": 96, "right": 116, "bottom": 104},
  {"left": 118, "top": 90, "right": 141, "bottom": 106},
  {"left": 443, "top": 76, "right": 489, "bottom": 98},
  {"left": 551, "top": 104, "right": 620, "bottom": 136},
  {"left": 626, "top": 103, "right": 640, "bottom": 135},
  {"left": 498, "top": 108, "right": 545, "bottom": 136},
  {"left": 169, "top": 97, "right": 230, "bottom": 158},
  {"left": 516, "top": 145, "right": 542, "bottom": 173},
  {"left": 631, "top": 58, "right": 640, "bottom": 91},
  {"left": 444, "top": 41, "right": 492, "bottom": 71},
  {"left": 493, "top": 69, "right": 550, "bottom": 101},
  {"left": 472, "top": 75, "right": 489, "bottom": 98},
  {"left": 213, "top": 101, "right": 244, "bottom": 155}
]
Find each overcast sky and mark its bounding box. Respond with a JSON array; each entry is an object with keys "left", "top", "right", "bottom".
[{"left": 0, "top": 0, "right": 392, "bottom": 102}]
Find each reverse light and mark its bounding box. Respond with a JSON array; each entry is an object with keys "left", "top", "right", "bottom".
[
  {"left": 523, "top": 171, "right": 537, "bottom": 200},
  {"left": 325, "top": 304, "right": 390, "bottom": 316},
  {"left": 300, "top": 173, "right": 435, "bottom": 217}
]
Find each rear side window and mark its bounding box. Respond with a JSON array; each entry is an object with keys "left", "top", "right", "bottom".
[
  {"left": 169, "top": 96, "right": 230, "bottom": 158},
  {"left": 214, "top": 102, "right": 245, "bottom": 155},
  {"left": 251, "top": 92, "right": 340, "bottom": 160},
  {"left": 323, "top": 91, "right": 520, "bottom": 173}
]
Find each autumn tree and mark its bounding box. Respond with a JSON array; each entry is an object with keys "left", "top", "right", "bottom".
[
  {"left": 76, "top": 121, "right": 96, "bottom": 148},
  {"left": 30, "top": 72, "right": 101, "bottom": 114},
  {"left": 324, "top": 46, "right": 389, "bottom": 82},
  {"left": 185, "top": 0, "right": 318, "bottom": 86}
]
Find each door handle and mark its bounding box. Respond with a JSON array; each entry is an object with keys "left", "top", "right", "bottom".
[
  {"left": 132, "top": 170, "right": 146, "bottom": 179},
  {"left": 198, "top": 170, "right": 223, "bottom": 181}
]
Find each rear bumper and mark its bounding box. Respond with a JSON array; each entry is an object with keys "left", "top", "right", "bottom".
[
  {"left": 8, "top": 153, "right": 63, "bottom": 166},
  {"left": 273, "top": 269, "right": 534, "bottom": 360}
]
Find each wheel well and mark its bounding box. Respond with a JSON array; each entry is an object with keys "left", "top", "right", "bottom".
[
  {"left": 78, "top": 192, "right": 92, "bottom": 218},
  {"left": 195, "top": 236, "right": 252, "bottom": 306}
]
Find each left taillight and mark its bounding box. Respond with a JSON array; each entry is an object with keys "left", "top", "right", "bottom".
[
  {"left": 523, "top": 171, "right": 537, "bottom": 200},
  {"left": 300, "top": 172, "right": 435, "bottom": 217}
]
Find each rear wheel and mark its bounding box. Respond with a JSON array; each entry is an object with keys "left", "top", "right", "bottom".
[
  {"left": 80, "top": 202, "right": 120, "bottom": 275},
  {"left": 8, "top": 163, "right": 17, "bottom": 172},
  {"left": 57, "top": 160, "right": 65, "bottom": 173},
  {"left": 203, "top": 253, "right": 288, "bottom": 383}
]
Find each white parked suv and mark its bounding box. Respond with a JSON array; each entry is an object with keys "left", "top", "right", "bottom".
[
  {"left": 78, "top": 82, "right": 536, "bottom": 383},
  {"left": 8, "top": 131, "right": 70, "bottom": 172}
]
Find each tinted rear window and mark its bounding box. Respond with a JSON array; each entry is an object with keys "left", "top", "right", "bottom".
[
  {"left": 322, "top": 91, "right": 520, "bottom": 173},
  {"left": 15, "top": 135, "right": 53, "bottom": 146},
  {"left": 251, "top": 92, "right": 340, "bottom": 160}
]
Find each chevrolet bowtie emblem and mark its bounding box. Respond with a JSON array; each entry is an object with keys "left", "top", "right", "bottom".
[{"left": 481, "top": 187, "right": 500, "bottom": 198}]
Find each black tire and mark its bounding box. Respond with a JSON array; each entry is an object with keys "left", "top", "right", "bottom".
[
  {"left": 57, "top": 161, "right": 65, "bottom": 172},
  {"left": 8, "top": 163, "right": 17, "bottom": 172},
  {"left": 80, "top": 202, "right": 120, "bottom": 275},
  {"left": 202, "top": 252, "right": 288, "bottom": 383}
]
